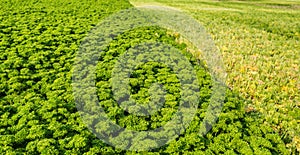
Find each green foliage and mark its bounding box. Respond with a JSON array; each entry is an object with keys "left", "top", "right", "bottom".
[
  {"left": 146, "top": 0, "right": 300, "bottom": 153},
  {"left": 0, "top": 0, "right": 131, "bottom": 154},
  {"left": 0, "top": 0, "right": 293, "bottom": 154}
]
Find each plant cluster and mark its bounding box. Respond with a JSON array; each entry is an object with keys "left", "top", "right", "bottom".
[
  {"left": 146, "top": 0, "right": 299, "bottom": 153},
  {"left": 0, "top": 0, "right": 294, "bottom": 154}
]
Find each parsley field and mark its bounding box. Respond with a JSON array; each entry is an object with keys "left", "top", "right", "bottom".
[
  {"left": 0, "top": 0, "right": 299, "bottom": 154},
  {"left": 132, "top": 0, "right": 300, "bottom": 153}
]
